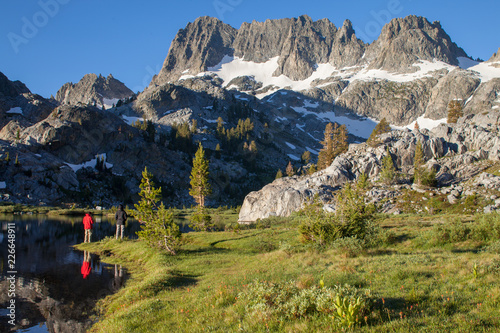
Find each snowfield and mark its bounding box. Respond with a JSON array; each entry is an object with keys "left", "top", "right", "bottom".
[
  {"left": 65, "top": 153, "right": 113, "bottom": 172},
  {"left": 178, "top": 54, "right": 500, "bottom": 133},
  {"left": 6, "top": 107, "right": 23, "bottom": 114}
]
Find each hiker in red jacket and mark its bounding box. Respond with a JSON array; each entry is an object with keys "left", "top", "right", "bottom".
[{"left": 83, "top": 212, "right": 94, "bottom": 243}]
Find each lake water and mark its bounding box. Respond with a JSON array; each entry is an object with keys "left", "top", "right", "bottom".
[{"left": 0, "top": 214, "right": 142, "bottom": 332}]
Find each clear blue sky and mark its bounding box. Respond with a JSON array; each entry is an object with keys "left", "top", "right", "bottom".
[{"left": 1, "top": 0, "right": 499, "bottom": 98}]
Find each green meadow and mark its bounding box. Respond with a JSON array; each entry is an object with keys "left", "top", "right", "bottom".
[{"left": 76, "top": 208, "right": 500, "bottom": 332}]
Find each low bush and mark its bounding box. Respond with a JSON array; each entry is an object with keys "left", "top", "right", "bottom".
[
  {"left": 298, "top": 182, "right": 377, "bottom": 248},
  {"left": 420, "top": 213, "right": 500, "bottom": 246},
  {"left": 331, "top": 236, "right": 364, "bottom": 258},
  {"left": 237, "top": 280, "right": 371, "bottom": 329}
]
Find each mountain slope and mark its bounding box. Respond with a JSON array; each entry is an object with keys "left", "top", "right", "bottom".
[
  {"left": 55, "top": 73, "right": 134, "bottom": 109},
  {"left": 143, "top": 14, "right": 500, "bottom": 130}
]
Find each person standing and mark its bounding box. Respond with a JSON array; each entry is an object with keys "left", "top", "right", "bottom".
[
  {"left": 115, "top": 204, "right": 127, "bottom": 240},
  {"left": 83, "top": 212, "right": 94, "bottom": 243}
]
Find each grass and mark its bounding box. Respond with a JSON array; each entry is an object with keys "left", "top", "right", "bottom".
[{"left": 74, "top": 210, "right": 500, "bottom": 332}]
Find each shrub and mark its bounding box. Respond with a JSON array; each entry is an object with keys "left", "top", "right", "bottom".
[
  {"left": 331, "top": 236, "right": 364, "bottom": 258},
  {"left": 429, "top": 218, "right": 471, "bottom": 244},
  {"left": 298, "top": 197, "right": 336, "bottom": 245},
  {"left": 471, "top": 213, "right": 500, "bottom": 241},
  {"left": 298, "top": 182, "right": 376, "bottom": 248},
  {"left": 237, "top": 280, "right": 371, "bottom": 328},
  {"left": 482, "top": 241, "right": 500, "bottom": 254},
  {"left": 189, "top": 206, "right": 214, "bottom": 231}
]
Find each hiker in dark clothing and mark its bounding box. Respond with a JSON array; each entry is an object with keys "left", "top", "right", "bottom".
[{"left": 115, "top": 204, "right": 127, "bottom": 240}]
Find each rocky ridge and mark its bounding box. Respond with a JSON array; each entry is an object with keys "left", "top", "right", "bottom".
[
  {"left": 238, "top": 110, "right": 500, "bottom": 222},
  {"left": 55, "top": 74, "right": 134, "bottom": 109},
  {"left": 139, "top": 14, "right": 500, "bottom": 133}
]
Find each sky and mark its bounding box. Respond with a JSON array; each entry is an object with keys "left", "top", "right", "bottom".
[{"left": 1, "top": 0, "right": 499, "bottom": 98}]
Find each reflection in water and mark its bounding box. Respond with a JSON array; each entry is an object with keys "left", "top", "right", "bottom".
[
  {"left": 0, "top": 214, "right": 141, "bottom": 332},
  {"left": 81, "top": 252, "right": 92, "bottom": 279}
]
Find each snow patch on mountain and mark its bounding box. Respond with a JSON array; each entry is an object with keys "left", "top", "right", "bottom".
[
  {"left": 65, "top": 153, "right": 113, "bottom": 172},
  {"left": 103, "top": 98, "right": 120, "bottom": 109},
  {"left": 468, "top": 62, "right": 500, "bottom": 82},
  {"left": 345, "top": 60, "right": 455, "bottom": 83},
  {"left": 403, "top": 116, "right": 447, "bottom": 131},
  {"left": 6, "top": 107, "right": 23, "bottom": 114},
  {"left": 122, "top": 115, "right": 143, "bottom": 125}
]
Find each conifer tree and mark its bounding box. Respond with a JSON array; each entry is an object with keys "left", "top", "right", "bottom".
[
  {"left": 215, "top": 143, "right": 222, "bottom": 158},
  {"left": 216, "top": 117, "right": 224, "bottom": 136},
  {"left": 307, "top": 164, "right": 317, "bottom": 175},
  {"left": 414, "top": 121, "right": 420, "bottom": 132},
  {"left": 380, "top": 147, "right": 396, "bottom": 185},
  {"left": 249, "top": 140, "right": 257, "bottom": 152},
  {"left": 276, "top": 169, "right": 283, "bottom": 179},
  {"left": 189, "top": 142, "right": 211, "bottom": 207},
  {"left": 134, "top": 167, "right": 181, "bottom": 255},
  {"left": 333, "top": 124, "right": 349, "bottom": 157},
  {"left": 413, "top": 140, "right": 425, "bottom": 186},
  {"left": 286, "top": 161, "right": 295, "bottom": 177},
  {"left": 447, "top": 100, "right": 463, "bottom": 124},
  {"left": 317, "top": 123, "right": 349, "bottom": 170},
  {"left": 317, "top": 123, "right": 335, "bottom": 170},
  {"left": 301, "top": 150, "right": 311, "bottom": 165},
  {"left": 190, "top": 206, "right": 213, "bottom": 232},
  {"left": 367, "top": 118, "right": 392, "bottom": 147}
]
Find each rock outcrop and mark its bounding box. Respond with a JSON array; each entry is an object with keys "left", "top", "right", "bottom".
[
  {"left": 0, "top": 72, "right": 57, "bottom": 128},
  {"left": 487, "top": 47, "right": 500, "bottom": 63},
  {"left": 363, "top": 16, "right": 467, "bottom": 72},
  {"left": 55, "top": 74, "right": 133, "bottom": 108},
  {"left": 238, "top": 110, "right": 500, "bottom": 222},
  {"left": 153, "top": 16, "right": 238, "bottom": 86}
]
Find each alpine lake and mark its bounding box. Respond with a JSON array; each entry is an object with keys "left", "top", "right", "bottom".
[{"left": 0, "top": 212, "right": 188, "bottom": 332}]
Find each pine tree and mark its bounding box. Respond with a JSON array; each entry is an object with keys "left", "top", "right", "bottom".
[
  {"left": 301, "top": 150, "right": 311, "bottom": 165},
  {"left": 216, "top": 117, "right": 225, "bottom": 136},
  {"left": 413, "top": 140, "right": 437, "bottom": 187},
  {"left": 191, "top": 119, "right": 198, "bottom": 133},
  {"left": 286, "top": 161, "right": 295, "bottom": 177},
  {"left": 249, "top": 140, "right": 257, "bottom": 152},
  {"left": 317, "top": 123, "right": 335, "bottom": 170},
  {"left": 317, "top": 123, "right": 349, "bottom": 170},
  {"left": 307, "top": 164, "right": 317, "bottom": 175},
  {"left": 447, "top": 100, "right": 463, "bottom": 124},
  {"left": 189, "top": 142, "right": 211, "bottom": 207},
  {"left": 367, "top": 118, "right": 392, "bottom": 147},
  {"left": 380, "top": 147, "right": 396, "bottom": 185},
  {"left": 333, "top": 124, "right": 348, "bottom": 157},
  {"left": 215, "top": 143, "right": 222, "bottom": 158},
  {"left": 189, "top": 206, "right": 214, "bottom": 232},
  {"left": 134, "top": 167, "right": 181, "bottom": 255},
  {"left": 275, "top": 169, "right": 283, "bottom": 179},
  {"left": 414, "top": 121, "right": 420, "bottom": 132},
  {"left": 413, "top": 140, "right": 425, "bottom": 186}
]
